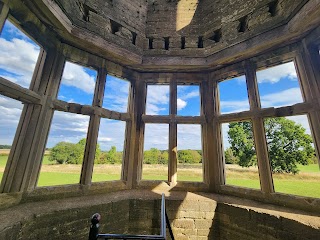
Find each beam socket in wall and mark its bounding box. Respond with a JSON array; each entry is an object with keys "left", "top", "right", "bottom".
[
  {"left": 238, "top": 16, "right": 248, "bottom": 33},
  {"left": 209, "top": 29, "right": 222, "bottom": 43},
  {"left": 164, "top": 37, "right": 170, "bottom": 50},
  {"left": 148, "top": 37, "right": 154, "bottom": 49},
  {"left": 132, "top": 32, "right": 137, "bottom": 45},
  {"left": 198, "top": 36, "right": 204, "bottom": 48},
  {"left": 110, "top": 20, "right": 121, "bottom": 34},
  {"left": 181, "top": 37, "right": 186, "bottom": 49},
  {"left": 268, "top": 0, "right": 279, "bottom": 17}
]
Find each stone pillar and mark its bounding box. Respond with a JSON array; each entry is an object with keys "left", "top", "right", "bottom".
[
  {"left": 0, "top": 47, "right": 65, "bottom": 192},
  {"left": 296, "top": 40, "right": 320, "bottom": 167},
  {"left": 125, "top": 77, "right": 146, "bottom": 188},
  {"left": 168, "top": 79, "right": 177, "bottom": 184},
  {"left": 201, "top": 78, "right": 224, "bottom": 191}
]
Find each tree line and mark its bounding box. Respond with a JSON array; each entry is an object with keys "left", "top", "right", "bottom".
[
  {"left": 48, "top": 117, "right": 317, "bottom": 174},
  {"left": 49, "top": 140, "right": 203, "bottom": 165},
  {"left": 0, "top": 145, "right": 11, "bottom": 149}
]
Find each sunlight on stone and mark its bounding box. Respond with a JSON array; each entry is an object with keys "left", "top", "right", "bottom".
[{"left": 176, "top": 0, "right": 198, "bottom": 31}]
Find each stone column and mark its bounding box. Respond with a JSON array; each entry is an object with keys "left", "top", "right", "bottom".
[{"left": 168, "top": 79, "right": 177, "bottom": 184}]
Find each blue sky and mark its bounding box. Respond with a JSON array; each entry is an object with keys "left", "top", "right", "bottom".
[{"left": 0, "top": 19, "right": 314, "bottom": 152}]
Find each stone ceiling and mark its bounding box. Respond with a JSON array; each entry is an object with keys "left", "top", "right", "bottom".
[{"left": 10, "top": 0, "right": 320, "bottom": 70}]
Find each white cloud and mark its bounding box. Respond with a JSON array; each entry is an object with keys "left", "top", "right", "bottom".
[
  {"left": 181, "top": 90, "right": 199, "bottom": 100},
  {"left": 146, "top": 85, "right": 169, "bottom": 115},
  {"left": 61, "top": 62, "right": 96, "bottom": 94},
  {"left": 0, "top": 38, "right": 40, "bottom": 88},
  {"left": 286, "top": 115, "right": 311, "bottom": 135},
  {"left": 144, "top": 124, "right": 169, "bottom": 150},
  {"left": 146, "top": 102, "right": 167, "bottom": 115},
  {"left": 45, "top": 111, "right": 90, "bottom": 147},
  {"left": 260, "top": 87, "right": 303, "bottom": 108},
  {"left": 97, "top": 119, "right": 126, "bottom": 151},
  {"left": 177, "top": 98, "right": 187, "bottom": 110},
  {"left": 177, "top": 124, "right": 202, "bottom": 150},
  {"left": 0, "top": 96, "right": 23, "bottom": 145},
  {"left": 256, "top": 62, "right": 297, "bottom": 84},
  {"left": 220, "top": 100, "right": 250, "bottom": 113},
  {"left": 221, "top": 123, "right": 230, "bottom": 149},
  {"left": 103, "top": 76, "right": 130, "bottom": 112}
]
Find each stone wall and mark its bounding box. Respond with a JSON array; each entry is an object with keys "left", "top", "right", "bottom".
[
  {"left": 0, "top": 191, "right": 319, "bottom": 239},
  {"left": 145, "top": 0, "right": 308, "bottom": 53},
  {"left": 54, "top": 0, "right": 148, "bottom": 49}
]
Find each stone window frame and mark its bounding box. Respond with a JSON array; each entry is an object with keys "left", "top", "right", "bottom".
[
  {"left": 49, "top": 55, "right": 133, "bottom": 186},
  {"left": 215, "top": 47, "right": 320, "bottom": 196},
  {"left": 140, "top": 79, "right": 204, "bottom": 186}
]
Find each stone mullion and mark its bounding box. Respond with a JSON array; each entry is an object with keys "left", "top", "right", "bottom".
[
  {"left": 1, "top": 48, "right": 65, "bottom": 192},
  {"left": 168, "top": 79, "right": 177, "bottom": 184},
  {"left": 80, "top": 66, "right": 106, "bottom": 185},
  {"left": 0, "top": 1, "right": 9, "bottom": 32},
  {"left": 126, "top": 79, "right": 146, "bottom": 188},
  {"left": 121, "top": 77, "right": 134, "bottom": 182},
  {"left": 297, "top": 41, "right": 320, "bottom": 167},
  {"left": 245, "top": 60, "right": 274, "bottom": 193},
  {"left": 201, "top": 78, "right": 224, "bottom": 191}
]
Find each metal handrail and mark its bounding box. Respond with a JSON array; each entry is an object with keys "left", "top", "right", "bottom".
[{"left": 88, "top": 194, "right": 174, "bottom": 240}]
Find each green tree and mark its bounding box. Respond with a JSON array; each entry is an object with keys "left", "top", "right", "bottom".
[
  {"left": 228, "top": 118, "right": 315, "bottom": 174},
  {"left": 224, "top": 147, "right": 239, "bottom": 164},
  {"left": 106, "top": 146, "right": 119, "bottom": 164},
  {"left": 49, "top": 138, "right": 101, "bottom": 164},
  {"left": 144, "top": 148, "right": 161, "bottom": 164},
  {"left": 49, "top": 142, "right": 82, "bottom": 164},
  {"left": 178, "top": 150, "right": 201, "bottom": 164}
]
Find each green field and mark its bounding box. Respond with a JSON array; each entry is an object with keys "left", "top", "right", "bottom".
[{"left": 0, "top": 155, "right": 319, "bottom": 198}]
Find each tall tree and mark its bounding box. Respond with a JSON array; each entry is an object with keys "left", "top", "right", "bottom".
[{"left": 228, "top": 118, "right": 314, "bottom": 174}]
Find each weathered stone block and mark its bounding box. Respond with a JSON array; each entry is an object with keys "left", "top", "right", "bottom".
[
  {"left": 194, "top": 219, "right": 214, "bottom": 229},
  {"left": 115, "top": 26, "right": 133, "bottom": 41},
  {"left": 185, "top": 36, "right": 198, "bottom": 48},
  {"left": 172, "top": 218, "right": 195, "bottom": 229},
  {"left": 153, "top": 38, "right": 164, "bottom": 49}
]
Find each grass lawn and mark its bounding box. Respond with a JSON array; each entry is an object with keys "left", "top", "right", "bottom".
[
  {"left": 0, "top": 155, "right": 319, "bottom": 198},
  {"left": 0, "top": 155, "right": 8, "bottom": 168}
]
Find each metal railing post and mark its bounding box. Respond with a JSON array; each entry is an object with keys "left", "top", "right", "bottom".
[{"left": 88, "top": 213, "right": 101, "bottom": 240}]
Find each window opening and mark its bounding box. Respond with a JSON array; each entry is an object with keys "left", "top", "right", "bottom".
[
  {"left": 256, "top": 61, "right": 303, "bottom": 108},
  {"left": 146, "top": 85, "right": 170, "bottom": 115},
  {"left": 92, "top": 119, "right": 126, "bottom": 182},
  {"left": 177, "top": 85, "right": 200, "bottom": 116},
  {"left": 265, "top": 115, "right": 319, "bottom": 198},
  {"left": 222, "top": 121, "right": 260, "bottom": 189},
  {"left": 0, "top": 95, "right": 23, "bottom": 182},
  {"left": 0, "top": 20, "right": 41, "bottom": 88},
  {"left": 103, "top": 75, "right": 130, "bottom": 112},
  {"left": 177, "top": 124, "right": 203, "bottom": 182},
  {"left": 57, "top": 61, "right": 97, "bottom": 105},
  {"left": 142, "top": 124, "right": 169, "bottom": 180},
  {"left": 219, "top": 75, "right": 250, "bottom": 114},
  {"left": 38, "top": 111, "right": 90, "bottom": 187}
]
